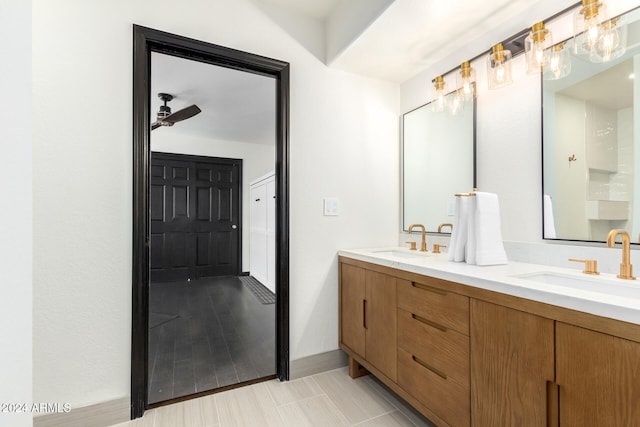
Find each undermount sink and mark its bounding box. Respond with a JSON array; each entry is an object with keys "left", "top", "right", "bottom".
[
  {"left": 368, "top": 249, "right": 431, "bottom": 259},
  {"left": 514, "top": 272, "right": 640, "bottom": 299}
]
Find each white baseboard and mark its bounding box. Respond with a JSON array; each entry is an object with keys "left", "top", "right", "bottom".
[
  {"left": 33, "top": 396, "right": 129, "bottom": 427},
  {"left": 290, "top": 349, "right": 348, "bottom": 379}
]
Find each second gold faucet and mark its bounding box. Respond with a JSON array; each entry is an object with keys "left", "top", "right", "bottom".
[
  {"left": 408, "top": 224, "right": 428, "bottom": 252},
  {"left": 607, "top": 229, "right": 635, "bottom": 280}
]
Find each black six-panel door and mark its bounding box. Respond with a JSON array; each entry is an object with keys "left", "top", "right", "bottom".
[{"left": 150, "top": 152, "right": 241, "bottom": 282}]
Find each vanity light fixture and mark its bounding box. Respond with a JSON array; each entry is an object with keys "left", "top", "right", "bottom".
[
  {"left": 456, "top": 61, "right": 476, "bottom": 101},
  {"left": 487, "top": 43, "right": 513, "bottom": 90},
  {"left": 573, "top": 0, "right": 627, "bottom": 63},
  {"left": 573, "top": 0, "right": 607, "bottom": 58},
  {"left": 543, "top": 41, "right": 571, "bottom": 80},
  {"left": 525, "top": 22, "right": 553, "bottom": 74},
  {"left": 432, "top": 75, "right": 447, "bottom": 112},
  {"left": 591, "top": 16, "right": 627, "bottom": 63}
]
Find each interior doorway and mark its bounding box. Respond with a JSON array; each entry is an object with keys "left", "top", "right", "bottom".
[{"left": 132, "top": 25, "right": 290, "bottom": 419}]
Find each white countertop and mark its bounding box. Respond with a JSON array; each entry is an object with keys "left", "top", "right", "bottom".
[{"left": 339, "top": 247, "right": 640, "bottom": 325}]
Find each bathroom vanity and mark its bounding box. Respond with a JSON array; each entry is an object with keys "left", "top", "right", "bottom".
[{"left": 338, "top": 249, "right": 640, "bottom": 427}]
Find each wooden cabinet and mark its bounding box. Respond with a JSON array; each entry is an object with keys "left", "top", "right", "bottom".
[
  {"left": 397, "top": 278, "right": 470, "bottom": 427},
  {"left": 471, "top": 300, "right": 640, "bottom": 427},
  {"left": 470, "top": 300, "right": 555, "bottom": 427},
  {"left": 339, "top": 256, "right": 640, "bottom": 427},
  {"left": 339, "top": 263, "right": 399, "bottom": 381},
  {"left": 556, "top": 322, "right": 640, "bottom": 425}
]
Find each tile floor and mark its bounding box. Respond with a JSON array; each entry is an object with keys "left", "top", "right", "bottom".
[{"left": 113, "top": 367, "right": 436, "bottom": 427}]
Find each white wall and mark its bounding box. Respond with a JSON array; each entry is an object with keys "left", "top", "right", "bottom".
[
  {"left": 32, "top": 0, "right": 399, "bottom": 409},
  {"left": 0, "top": 1, "right": 32, "bottom": 426}
]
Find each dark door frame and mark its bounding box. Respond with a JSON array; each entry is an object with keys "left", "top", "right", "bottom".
[{"left": 132, "top": 25, "right": 290, "bottom": 419}]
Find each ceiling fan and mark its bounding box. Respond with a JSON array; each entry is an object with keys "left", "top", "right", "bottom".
[{"left": 151, "top": 93, "right": 201, "bottom": 131}]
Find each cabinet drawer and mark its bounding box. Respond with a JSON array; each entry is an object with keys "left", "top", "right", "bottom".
[
  {"left": 397, "top": 308, "right": 469, "bottom": 388},
  {"left": 397, "top": 279, "right": 469, "bottom": 336},
  {"left": 398, "top": 347, "right": 470, "bottom": 427}
]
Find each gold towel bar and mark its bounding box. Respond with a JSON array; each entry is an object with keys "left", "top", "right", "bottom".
[{"left": 454, "top": 188, "right": 478, "bottom": 197}]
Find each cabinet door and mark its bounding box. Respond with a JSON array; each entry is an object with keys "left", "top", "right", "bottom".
[
  {"left": 556, "top": 322, "right": 640, "bottom": 425},
  {"left": 340, "top": 263, "right": 366, "bottom": 358},
  {"left": 365, "top": 270, "right": 398, "bottom": 381},
  {"left": 470, "top": 299, "right": 555, "bottom": 426}
]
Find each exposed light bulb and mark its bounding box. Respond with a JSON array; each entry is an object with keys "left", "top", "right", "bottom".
[
  {"left": 543, "top": 41, "right": 571, "bottom": 81},
  {"left": 456, "top": 61, "right": 476, "bottom": 101},
  {"left": 589, "top": 17, "right": 627, "bottom": 63},
  {"left": 496, "top": 63, "right": 505, "bottom": 82},
  {"left": 431, "top": 76, "right": 447, "bottom": 112},
  {"left": 586, "top": 18, "right": 600, "bottom": 48},
  {"left": 525, "top": 22, "right": 552, "bottom": 74},
  {"left": 448, "top": 92, "right": 463, "bottom": 115},
  {"left": 487, "top": 43, "right": 512, "bottom": 90},
  {"left": 535, "top": 48, "right": 545, "bottom": 66}
]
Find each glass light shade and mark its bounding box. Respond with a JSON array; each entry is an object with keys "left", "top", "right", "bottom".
[
  {"left": 525, "top": 22, "right": 553, "bottom": 74},
  {"left": 573, "top": 0, "right": 608, "bottom": 59},
  {"left": 487, "top": 43, "right": 513, "bottom": 90},
  {"left": 456, "top": 61, "right": 476, "bottom": 101},
  {"left": 543, "top": 42, "right": 572, "bottom": 80},
  {"left": 448, "top": 91, "right": 464, "bottom": 115},
  {"left": 590, "top": 16, "right": 627, "bottom": 63},
  {"left": 432, "top": 76, "right": 447, "bottom": 112}
]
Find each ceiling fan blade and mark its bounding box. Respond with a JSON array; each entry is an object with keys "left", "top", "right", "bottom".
[
  {"left": 163, "top": 104, "right": 201, "bottom": 123},
  {"left": 151, "top": 121, "right": 162, "bottom": 130}
]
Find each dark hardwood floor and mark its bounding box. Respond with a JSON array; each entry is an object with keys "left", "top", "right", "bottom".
[{"left": 148, "top": 276, "right": 276, "bottom": 404}]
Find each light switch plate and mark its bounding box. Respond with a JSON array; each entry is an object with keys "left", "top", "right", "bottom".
[{"left": 323, "top": 197, "right": 340, "bottom": 216}]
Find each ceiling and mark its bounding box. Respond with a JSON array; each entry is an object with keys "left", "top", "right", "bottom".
[
  {"left": 151, "top": 52, "right": 276, "bottom": 145},
  {"left": 151, "top": 0, "right": 583, "bottom": 142},
  {"left": 560, "top": 61, "right": 634, "bottom": 110}
]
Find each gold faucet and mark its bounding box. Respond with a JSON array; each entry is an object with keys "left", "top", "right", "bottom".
[
  {"left": 438, "top": 223, "right": 453, "bottom": 233},
  {"left": 408, "top": 224, "right": 428, "bottom": 252},
  {"left": 606, "top": 229, "right": 636, "bottom": 280}
]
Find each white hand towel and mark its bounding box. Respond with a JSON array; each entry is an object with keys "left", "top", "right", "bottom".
[
  {"left": 465, "top": 196, "right": 477, "bottom": 265},
  {"left": 449, "top": 196, "right": 469, "bottom": 262},
  {"left": 474, "top": 192, "right": 508, "bottom": 266},
  {"left": 448, "top": 197, "right": 461, "bottom": 261},
  {"left": 543, "top": 195, "right": 556, "bottom": 238}
]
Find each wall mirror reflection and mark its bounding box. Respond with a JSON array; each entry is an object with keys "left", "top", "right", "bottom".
[
  {"left": 542, "top": 6, "right": 640, "bottom": 243},
  {"left": 402, "top": 92, "right": 476, "bottom": 233}
]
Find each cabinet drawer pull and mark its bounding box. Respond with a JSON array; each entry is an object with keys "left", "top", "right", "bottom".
[
  {"left": 412, "top": 355, "right": 447, "bottom": 380},
  {"left": 412, "top": 282, "right": 446, "bottom": 296},
  {"left": 412, "top": 313, "right": 447, "bottom": 332},
  {"left": 363, "top": 299, "right": 367, "bottom": 329},
  {"left": 546, "top": 380, "right": 559, "bottom": 427}
]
